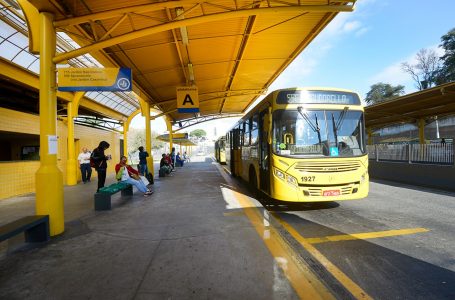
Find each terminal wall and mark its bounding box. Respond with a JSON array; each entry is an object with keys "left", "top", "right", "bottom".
[
  {"left": 0, "top": 108, "right": 121, "bottom": 200},
  {"left": 369, "top": 160, "right": 455, "bottom": 191}
]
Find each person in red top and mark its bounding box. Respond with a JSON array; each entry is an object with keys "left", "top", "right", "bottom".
[
  {"left": 165, "top": 153, "right": 174, "bottom": 171},
  {"left": 115, "top": 156, "right": 153, "bottom": 196}
]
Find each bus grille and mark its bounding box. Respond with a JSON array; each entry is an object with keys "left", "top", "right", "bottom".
[
  {"left": 294, "top": 161, "right": 361, "bottom": 173},
  {"left": 308, "top": 185, "right": 353, "bottom": 196}
]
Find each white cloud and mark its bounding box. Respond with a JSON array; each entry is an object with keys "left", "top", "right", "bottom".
[
  {"left": 269, "top": 0, "right": 374, "bottom": 87},
  {"left": 355, "top": 27, "right": 370, "bottom": 37},
  {"left": 342, "top": 21, "right": 362, "bottom": 33},
  {"left": 369, "top": 62, "right": 412, "bottom": 87},
  {"left": 368, "top": 44, "right": 445, "bottom": 94}
]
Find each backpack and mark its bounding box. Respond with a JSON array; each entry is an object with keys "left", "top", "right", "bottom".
[{"left": 90, "top": 150, "right": 97, "bottom": 168}]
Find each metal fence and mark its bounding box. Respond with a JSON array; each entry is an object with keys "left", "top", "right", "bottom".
[{"left": 367, "top": 143, "right": 454, "bottom": 165}]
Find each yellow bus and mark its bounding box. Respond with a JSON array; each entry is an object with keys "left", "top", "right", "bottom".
[
  {"left": 214, "top": 136, "right": 226, "bottom": 164},
  {"left": 225, "top": 87, "right": 368, "bottom": 203}
]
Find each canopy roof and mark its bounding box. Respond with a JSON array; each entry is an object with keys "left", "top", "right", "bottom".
[
  {"left": 365, "top": 82, "right": 455, "bottom": 129},
  {"left": 157, "top": 133, "right": 196, "bottom": 146},
  {"left": 26, "top": 0, "right": 354, "bottom": 125}
]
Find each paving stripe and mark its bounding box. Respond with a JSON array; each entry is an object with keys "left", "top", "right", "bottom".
[
  {"left": 223, "top": 187, "right": 335, "bottom": 300},
  {"left": 306, "top": 228, "right": 429, "bottom": 244},
  {"left": 273, "top": 213, "right": 373, "bottom": 300}
]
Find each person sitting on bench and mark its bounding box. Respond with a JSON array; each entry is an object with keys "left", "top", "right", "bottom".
[
  {"left": 159, "top": 154, "right": 171, "bottom": 176},
  {"left": 176, "top": 152, "right": 185, "bottom": 167},
  {"left": 115, "top": 156, "right": 153, "bottom": 196}
]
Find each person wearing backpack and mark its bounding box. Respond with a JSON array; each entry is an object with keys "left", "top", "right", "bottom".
[{"left": 91, "top": 141, "right": 111, "bottom": 192}]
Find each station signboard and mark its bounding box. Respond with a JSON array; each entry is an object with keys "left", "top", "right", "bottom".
[
  {"left": 57, "top": 67, "right": 132, "bottom": 92},
  {"left": 176, "top": 86, "right": 199, "bottom": 113}
]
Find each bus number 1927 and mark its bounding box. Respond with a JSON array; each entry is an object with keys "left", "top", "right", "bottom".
[{"left": 302, "top": 176, "right": 315, "bottom": 182}]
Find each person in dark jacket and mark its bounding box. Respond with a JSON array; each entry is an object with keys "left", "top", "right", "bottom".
[
  {"left": 92, "top": 141, "right": 111, "bottom": 192},
  {"left": 138, "top": 146, "right": 149, "bottom": 176}
]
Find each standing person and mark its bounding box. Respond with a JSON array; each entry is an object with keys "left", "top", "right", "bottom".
[
  {"left": 138, "top": 146, "right": 149, "bottom": 176},
  {"left": 115, "top": 156, "right": 153, "bottom": 196},
  {"left": 171, "top": 147, "right": 176, "bottom": 169},
  {"left": 77, "top": 147, "right": 92, "bottom": 184},
  {"left": 92, "top": 141, "right": 111, "bottom": 192}
]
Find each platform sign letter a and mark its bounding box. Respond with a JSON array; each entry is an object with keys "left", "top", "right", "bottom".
[
  {"left": 183, "top": 94, "right": 194, "bottom": 105},
  {"left": 177, "top": 86, "right": 199, "bottom": 113}
]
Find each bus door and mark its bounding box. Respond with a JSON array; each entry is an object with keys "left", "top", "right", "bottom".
[
  {"left": 232, "top": 128, "right": 241, "bottom": 177},
  {"left": 229, "top": 129, "right": 240, "bottom": 176},
  {"left": 259, "top": 109, "right": 270, "bottom": 193}
]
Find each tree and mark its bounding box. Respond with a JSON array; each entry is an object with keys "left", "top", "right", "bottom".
[
  {"left": 434, "top": 27, "right": 455, "bottom": 84},
  {"left": 364, "top": 83, "right": 405, "bottom": 105},
  {"left": 190, "top": 129, "right": 206, "bottom": 138},
  {"left": 127, "top": 128, "right": 165, "bottom": 157},
  {"left": 401, "top": 48, "right": 441, "bottom": 90}
]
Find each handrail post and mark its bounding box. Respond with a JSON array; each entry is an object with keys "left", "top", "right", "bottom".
[{"left": 408, "top": 143, "right": 412, "bottom": 164}]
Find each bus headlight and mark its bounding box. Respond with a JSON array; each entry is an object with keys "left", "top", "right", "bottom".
[
  {"left": 286, "top": 174, "right": 298, "bottom": 186},
  {"left": 273, "top": 167, "right": 285, "bottom": 181},
  {"left": 361, "top": 171, "right": 368, "bottom": 183}
]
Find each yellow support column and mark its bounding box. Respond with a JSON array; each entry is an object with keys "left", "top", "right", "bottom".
[
  {"left": 367, "top": 128, "right": 373, "bottom": 145},
  {"left": 418, "top": 118, "right": 426, "bottom": 144},
  {"left": 166, "top": 116, "right": 173, "bottom": 152},
  {"left": 123, "top": 121, "right": 129, "bottom": 158},
  {"left": 124, "top": 109, "right": 141, "bottom": 159},
  {"left": 35, "top": 12, "right": 64, "bottom": 236},
  {"left": 144, "top": 101, "right": 154, "bottom": 177},
  {"left": 66, "top": 92, "right": 84, "bottom": 186}
]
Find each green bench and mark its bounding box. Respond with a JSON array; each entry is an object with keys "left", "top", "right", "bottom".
[
  {"left": 94, "top": 182, "right": 133, "bottom": 211},
  {"left": 0, "top": 215, "right": 50, "bottom": 244}
]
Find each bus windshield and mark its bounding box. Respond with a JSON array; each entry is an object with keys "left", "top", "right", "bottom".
[{"left": 272, "top": 109, "right": 366, "bottom": 157}]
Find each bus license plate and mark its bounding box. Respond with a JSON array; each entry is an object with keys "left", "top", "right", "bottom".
[{"left": 323, "top": 190, "right": 340, "bottom": 196}]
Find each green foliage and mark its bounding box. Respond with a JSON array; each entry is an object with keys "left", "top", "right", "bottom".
[
  {"left": 434, "top": 28, "right": 455, "bottom": 84},
  {"left": 365, "top": 83, "right": 405, "bottom": 105},
  {"left": 127, "top": 128, "right": 165, "bottom": 155},
  {"left": 190, "top": 129, "right": 207, "bottom": 138}
]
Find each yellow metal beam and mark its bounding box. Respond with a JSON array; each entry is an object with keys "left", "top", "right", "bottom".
[
  {"left": 55, "top": 2, "right": 354, "bottom": 27},
  {"left": 123, "top": 109, "right": 141, "bottom": 156},
  {"left": 53, "top": 5, "right": 354, "bottom": 63},
  {"left": 17, "top": 0, "right": 40, "bottom": 54},
  {"left": 66, "top": 92, "right": 85, "bottom": 186},
  {"left": 418, "top": 118, "right": 426, "bottom": 143},
  {"left": 166, "top": 116, "right": 174, "bottom": 152}
]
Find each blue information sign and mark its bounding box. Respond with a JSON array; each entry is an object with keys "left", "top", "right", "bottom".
[{"left": 57, "top": 67, "right": 132, "bottom": 92}]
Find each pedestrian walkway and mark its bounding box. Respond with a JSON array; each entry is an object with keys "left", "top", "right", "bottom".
[{"left": 0, "top": 156, "right": 302, "bottom": 299}]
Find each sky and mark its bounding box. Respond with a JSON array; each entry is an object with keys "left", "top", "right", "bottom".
[{"left": 131, "top": 0, "right": 455, "bottom": 138}]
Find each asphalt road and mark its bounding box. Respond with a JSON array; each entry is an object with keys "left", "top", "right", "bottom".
[{"left": 262, "top": 179, "right": 455, "bottom": 299}]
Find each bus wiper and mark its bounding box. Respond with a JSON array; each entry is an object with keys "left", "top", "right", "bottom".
[
  {"left": 336, "top": 107, "right": 349, "bottom": 130},
  {"left": 332, "top": 113, "right": 338, "bottom": 146},
  {"left": 297, "top": 107, "right": 322, "bottom": 144},
  {"left": 332, "top": 107, "right": 349, "bottom": 151}
]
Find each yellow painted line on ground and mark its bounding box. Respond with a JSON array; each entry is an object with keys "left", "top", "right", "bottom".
[
  {"left": 227, "top": 188, "right": 335, "bottom": 300},
  {"left": 306, "top": 228, "right": 429, "bottom": 244},
  {"left": 223, "top": 211, "right": 245, "bottom": 217},
  {"left": 272, "top": 213, "right": 373, "bottom": 300}
]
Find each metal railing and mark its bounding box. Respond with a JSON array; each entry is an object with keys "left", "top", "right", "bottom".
[{"left": 367, "top": 143, "right": 454, "bottom": 165}]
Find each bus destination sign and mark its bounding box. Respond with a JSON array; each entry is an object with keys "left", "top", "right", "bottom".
[{"left": 277, "top": 90, "right": 360, "bottom": 105}]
